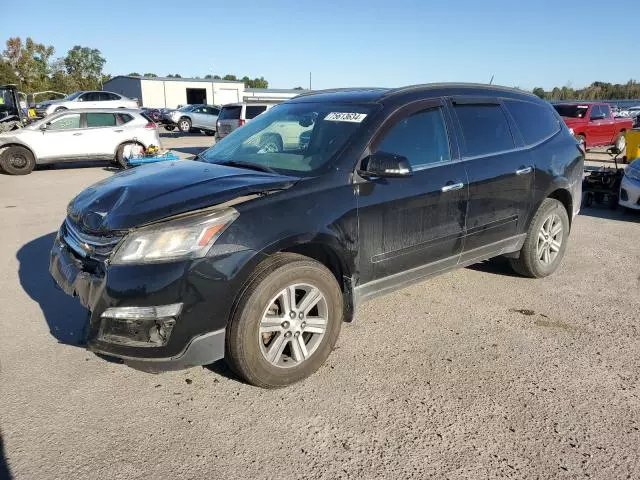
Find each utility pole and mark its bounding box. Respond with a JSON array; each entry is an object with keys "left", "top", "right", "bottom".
[
  {"left": 309, "top": 72, "right": 312, "bottom": 90},
  {"left": 489, "top": 75, "right": 494, "bottom": 85}
]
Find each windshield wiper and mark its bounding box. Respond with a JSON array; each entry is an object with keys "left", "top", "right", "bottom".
[{"left": 216, "top": 160, "right": 277, "bottom": 174}]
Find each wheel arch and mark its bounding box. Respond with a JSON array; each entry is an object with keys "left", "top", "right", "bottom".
[
  {"left": 113, "top": 139, "right": 146, "bottom": 156},
  {"left": 0, "top": 142, "right": 38, "bottom": 163}
]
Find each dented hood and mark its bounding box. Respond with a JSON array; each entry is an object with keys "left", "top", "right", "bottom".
[{"left": 68, "top": 160, "right": 298, "bottom": 232}]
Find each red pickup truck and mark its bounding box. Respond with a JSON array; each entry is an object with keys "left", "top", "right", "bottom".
[{"left": 553, "top": 102, "right": 632, "bottom": 151}]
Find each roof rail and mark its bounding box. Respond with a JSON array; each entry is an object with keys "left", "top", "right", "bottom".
[{"left": 382, "top": 82, "right": 538, "bottom": 99}]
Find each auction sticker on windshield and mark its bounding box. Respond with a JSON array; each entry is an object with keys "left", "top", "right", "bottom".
[{"left": 324, "top": 112, "right": 367, "bottom": 123}]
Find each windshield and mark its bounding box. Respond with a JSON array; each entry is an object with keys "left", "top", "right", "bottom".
[
  {"left": 65, "top": 92, "right": 83, "bottom": 101},
  {"left": 553, "top": 105, "right": 589, "bottom": 118},
  {"left": 178, "top": 105, "right": 197, "bottom": 112},
  {"left": 199, "top": 102, "right": 374, "bottom": 175}
]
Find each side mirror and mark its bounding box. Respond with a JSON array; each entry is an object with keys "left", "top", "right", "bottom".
[
  {"left": 358, "top": 152, "right": 413, "bottom": 178},
  {"left": 39, "top": 123, "right": 48, "bottom": 131}
]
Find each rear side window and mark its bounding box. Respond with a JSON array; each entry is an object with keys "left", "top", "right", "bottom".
[
  {"left": 219, "top": 106, "right": 241, "bottom": 120},
  {"left": 116, "top": 113, "right": 134, "bottom": 124},
  {"left": 375, "top": 108, "right": 451, "bottom": 168},
  {"left": 600, "top": 105, "right": 611, "bottom": 118},
  {"left": 504, "top": 100, "right": 560, "bottom": 146},
  {"left": 86, "top": 113, "right": 116, "bottom": 127},
  {"left": 246, "top": 105, "right": 267, "bottom": 119},
  {"left": 454, "top": 104, "right": 514, "bottom": 156},
  {"left": 590, "top": 105, "right": 602, "bottom": 119}
]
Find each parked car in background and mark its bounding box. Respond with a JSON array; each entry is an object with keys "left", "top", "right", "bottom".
[
  {"left": 619, "top": 158, "right": 640, "bottom": 210},
  {"left": 0, "top": 109, "right": 159, "bottom": 175},
  {"left": 553, "top": 102, "right": 633, "bottom": 151},
  {"left": 141, "top": 107, "right": 162, "bottom": 122},
  {"left": 49, "top": 84, "right": 583, "bottom": 388},
  {"left": 34, "top": 91, "right": 139, "bottom": 117},
  {"left": 215, "top": 103, "right": 272, "bottom": 141},
  {"left": 160, "top": 104, "right": 220, "bottom": 135}
]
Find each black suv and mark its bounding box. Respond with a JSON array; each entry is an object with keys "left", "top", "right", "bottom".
[{"left": 50, "top": 84, "right": 583, "bottom": 388}]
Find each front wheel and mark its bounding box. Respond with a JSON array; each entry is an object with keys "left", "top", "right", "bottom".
[
  {"left": 509, "top": 198, "right": 570, "bottom": 278},
  {"left": 164, "top": 125, "right": 175, "bottom": 132},
  {"left": 0, "top": 145, "right": 36, "bottom": 175},
  {"left": 178, "top": 117, "right": 191, "bottom": 133},
  {"left": 225, "top": 253, "right": 343, "bottom": 388},
  {"left": 614, "top": 132, "right": 626, "bottom": 152}
]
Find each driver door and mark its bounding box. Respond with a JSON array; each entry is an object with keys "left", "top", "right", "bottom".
[
  {"left": 77, "top": 91, "right": 100, "bottom": 109},
  {"left": 356, "top": 100, "right": 468, "bottom": 287},
  {"left": 33, "top": 113, "right": 86, "bottom": 160}
]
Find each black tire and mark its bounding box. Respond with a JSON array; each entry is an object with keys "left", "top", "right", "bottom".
[
  {"left": 259, "top": 133, "right": 283, "bottom": 153},
  {"left": 225, "top": 253, "right": 343, "bottom": 388},
  {"left": 508, "top": 198, "right": 570, "bottom": 278},
  {"left": 0, "top": 145, "right": 36, "bottom": 175},
  {"left": 575, "top": 134, "right": 586, "bottom": 150},
  {"left": 614, "top": 132, "right": 626, "bottom": 152},
  {"left": 583, "top": 192, "right": 593, "bottom": 208},
  {"left": 54, "top": 107, "right": 67, "bottom": 113},
  {"left": 178, "top": 117, "right": 191, "bottom": 133},
  {"left": 115, "top": 142, "right": 143, "bottom": 169},
  {"left": 164, "top": 125, "right": 175, "bottom": 132},
  {"left": 608, "top": 194, "right": 618, "bottom": 210}
]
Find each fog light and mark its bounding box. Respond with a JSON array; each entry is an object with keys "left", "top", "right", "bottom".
[{"left": 98, "top": 303, "right": 182, "bottom": 347}]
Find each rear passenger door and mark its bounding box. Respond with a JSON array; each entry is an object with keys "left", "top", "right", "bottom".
[
  {"left": 356, "top": 99, "right": 468, "bottom": 284},
  {"left": 81, "top": 112, "right": 121, "bottom": 155},
  {"left": 451, "top": 98, "right": 533, "bottom": 261}
]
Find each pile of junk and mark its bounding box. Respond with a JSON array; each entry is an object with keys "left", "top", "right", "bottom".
[
  {"left": 582, "top": 129, "right": 640, "bottom": 209},
  {"left": 0, "top": 84, "right": 27, "bottom": 133}
]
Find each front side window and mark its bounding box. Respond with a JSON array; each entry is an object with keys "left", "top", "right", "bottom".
[
  {"left": 375, "top": 108, "right": 450, "bottom": 168},
  {"left": 246, "top": 105, "right": 267, "bottom": 119},
  {"left": 599, "top": 105, "right": 611, "bottom": 118},
  {"left": 199, "top": 102, "right": 374, "bottom": 175},
  {"left": 48, "top": 113, "right": 81, "bottom": 130},
  {"left": 192, "top": 106, "right": 206, "bottom": 113},
  {"left": 86, "top": 113, "right": 116, "bottom": 128},
  {"left": 454, "top": 104, "right": 514, "bottom": 156},
  {"left": 590, "top": 105, "right": 603, "bottom": 119},
  {"left": 79, "top": 92, "right": 100, "bottom": 102},
  {"left": 505, "top": 100, "right": 560, "bottom": 145}
]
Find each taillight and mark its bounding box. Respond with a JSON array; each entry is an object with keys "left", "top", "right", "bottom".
[
  {"left": 144, "top": 122, "right": 157, "bottom": 129},
  {"left": 238, "top": 119, "right": 246, "bottom": 127}
]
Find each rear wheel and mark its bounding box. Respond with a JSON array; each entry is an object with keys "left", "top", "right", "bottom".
[
  {"left": 164, "top": 125, "right": 175, "bottom": 132},
  {"left": 0, "top": 145, "right": 36, "bottom": 175},
  {"left": 178, "top": 117, "right": 191, "bottom": 133},
  {"left": 225, "top": 253, "right": 343, "bottom": 388},
  {"left": 614, "top": 132, "right": 626, "bottom": 152},
  {"left": 116, "top": 142, "right": 143, "bottom": 169},
  {"left": 509, "top": 198, "right": 570, "bottom": 278}
]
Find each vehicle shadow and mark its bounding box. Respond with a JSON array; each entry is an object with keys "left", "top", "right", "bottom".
[
  {"left": 579, "top": 205, "right": 640, "bottom": 223},
  {"left": 171, "top": 147, "right": 206, "bottom": 157},
  {"left": 16, "top": 232, "right": 88, "bottom": 346},
  {"left": 466, "top": 257, "right": 522, "bottom": 278},
  {"left": 203, "top": 360, "right": 244, "bottom": 383},
  {"left": 35, "top": 160, "right": 112, "bottom": 171},
  {"left": 0, "top": 431, "right": 12, "bottom": 480}
]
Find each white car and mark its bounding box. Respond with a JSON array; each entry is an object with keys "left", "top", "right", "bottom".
[
  {"left": 0, "top": 109, "right": 160, "bottom": 175},
  {"left": 35, "top": 91, "right": 138, "bottom": 117},
  {"left": 619, "top": 158, "right": 640, "bottom": 211}
]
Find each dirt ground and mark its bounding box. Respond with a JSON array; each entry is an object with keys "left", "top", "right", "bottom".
[{"left": 0, "top": 133, "right": 639, "bottom": 479}]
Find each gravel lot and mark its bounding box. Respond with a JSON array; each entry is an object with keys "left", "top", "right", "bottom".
[{"left": 0, "top": 133, "right": 639, "bottom": 479}]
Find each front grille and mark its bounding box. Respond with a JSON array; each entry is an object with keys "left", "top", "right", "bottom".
[{"left": 61, "top": 218, "right": 123, "bottom": 262}]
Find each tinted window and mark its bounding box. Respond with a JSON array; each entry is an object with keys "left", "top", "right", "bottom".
[
  {"left": 505, "top": 100, "right": 560, "bottom": 145},
  {"left": 205, "top": 106, "right": 219, "bottom": 115},
  {"left": 246, "top": 106, "right": 267, "bottom": 119},
  {"left": 375, "top": 108, "right": 450, "bottom": 168},
  {"left": 116, "top": 113, "right": 134, "bottom": 124},
  {"left": 553, "top": 104, "right": 588, "bottom": 118},
  {"left": 192, "top": 106, "right": 206, "bottom": 113},
  {"left": 590, "top": 105, "right": 602, "bottom": 119},
  {"left": 108, "top": 92, "right": 121, "bottom": 100},
  {"left": 48, "top": 113, "right": 81, "bottom": 130},
  {"left": 219, "top": 106, "right": 241, "bottom": 120},
  {"left": 80, "top": 92, "right": 100, "bottom": 102},
  {"left": 454, "top": 104, "right": 514, "bottom": 156},
  {"left": 600, "top": 105, "right": 611, "bottom": 118},
  {"left": 86, "top": 113, "right": 116, "bottom": 127}
]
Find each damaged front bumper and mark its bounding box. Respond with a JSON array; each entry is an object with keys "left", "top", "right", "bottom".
[{"left": 49, "top": 235, "right": 256, "bottom": 372}]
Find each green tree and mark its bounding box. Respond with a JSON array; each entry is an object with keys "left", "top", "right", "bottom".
[
  {"left": 223, "top": 74, "right": 237, "bottom": 81},
  {"left": 204, "top": 74, "right": 213, "bottom": 79},
  {"left": 166, "top": 74, "right": 181, "bottom": 78},
  {"left": 532, "top": 87, "right": 546, "bottom": 99},
  {"left": 64, "top": 45, "right": 106, "bottom": 90},
  {"left": 128, "top": 72, "right": 141, "bottom": 77},
  {"left": 250, "top": 76, "right": 268, "bottom": 88},
  {"left": 213, "top": 75, "right": 221, "bottom": 80},
  {"left": 143, "top": 73, "right": 157, "bottom": 77},
  {"left": 2, "top": 37, "right": 55, "bottom": 91},
  {"left": 0, "top": 59, "right": 19, "bottom": 85}
]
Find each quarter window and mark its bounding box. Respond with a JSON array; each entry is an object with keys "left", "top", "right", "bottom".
[
  {"left": 86, "top": 113, "right": 116, "bottom": 127},
  {"left": 47, "top": 113, "right": 81, "bottom": 130},
  {"left": 454, "top": 104, "right": 514, "bottom": 156},
  {"left": 246, "top": 106, "right": 267, "bottom": 119},
  {"left": 375, "top": 108, "right": 451, "bottom": 168},
  {"left": 504, "top": 100, "right": 560, "bottom": 145}
]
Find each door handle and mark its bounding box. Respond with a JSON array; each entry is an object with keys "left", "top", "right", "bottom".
[
  {"left": 516, "top": 167, "right": 532, "bottom": 175},
  {"left": 72, "top": 133, "right": 82, "bottom": 136},
  {"left": 441, "top": 182, "right": 464, "bottom": 192}
]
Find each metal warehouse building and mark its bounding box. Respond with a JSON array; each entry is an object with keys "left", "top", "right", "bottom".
[{"left": 103, "top": 76, "right": 303, "bottom": 108}]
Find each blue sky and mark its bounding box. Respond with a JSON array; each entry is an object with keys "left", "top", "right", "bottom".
[{"left": 2, "top": 0, "right": 637, "bottom": 90}]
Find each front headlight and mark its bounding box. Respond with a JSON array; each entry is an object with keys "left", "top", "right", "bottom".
[
  {"left": 111, "top": 208, "right": 239, "bottom": 265},
  {"left": 625, "top": 167, "right": 640, "bottom": 182}
]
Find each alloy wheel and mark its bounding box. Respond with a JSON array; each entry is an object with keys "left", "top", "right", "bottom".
[
  {"left": 258, "top": 283, "right": 328, "bottom": 368},
  {"left": 537, "top": 213, "right": 563, "bottom": 265}
]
